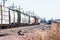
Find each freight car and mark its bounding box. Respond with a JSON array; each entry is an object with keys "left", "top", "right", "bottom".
[
  {"left": 0, "top": 5, "right": 10, "bottom": 28},
  {"left": 0, "top": 5, "right": 40, "bottom": 28}
]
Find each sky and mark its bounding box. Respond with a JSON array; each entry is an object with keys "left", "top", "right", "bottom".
[{"left": 0, "top": 0, "right": 60, "bottom": 20}]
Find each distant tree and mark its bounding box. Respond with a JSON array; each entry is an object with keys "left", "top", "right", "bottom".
[{"left": 40, "top": 18, "right": 47, "bottom": 23}]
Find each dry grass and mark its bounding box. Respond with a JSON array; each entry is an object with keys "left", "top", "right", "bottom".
[
  {"left": 17, "top": 22, "right": 60, "bottom": 40},
  {"left": 48, "top": 23, "right": 60, "bottom": 40},
  {"left": 21, "top": 23, "right": 60, "bottom": 40},
  {"left": 33, "top": 22, "right": 60, "bottom": 40}
]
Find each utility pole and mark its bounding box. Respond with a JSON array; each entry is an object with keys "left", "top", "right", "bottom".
[
  {"left": 8, "top": 8, "right": 11, "bottom": 27},
  {"left": 0, "top": 5, "right": 2, "bottom": 25},
  {"left": 28, "top": 11, "right": 30, "bottom": 25},
  {"left": 17, "top": 5, "right": 21, "bottom": 26},
  {"left": 12, "top": 3, "right": 15, "bottom": 26},
  {"left": 32, "top": 11, "right": 34, "bottom": 16},
  {"left": 31, "top": 11, "right": 34, "bottom": 16},
  {"left": 9, "top": 3, "right": 16, "bottom": 27},
  {"left": 1, "top": 0, "right": 7, "bottom": 7}
]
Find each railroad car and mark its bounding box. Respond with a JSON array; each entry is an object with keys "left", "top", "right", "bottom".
[
  {"left": 0, "top": 5, "right": 40, "bottom": 28},
  {"left": 0, "top": 5, "right": 10, "bottom": 28}
]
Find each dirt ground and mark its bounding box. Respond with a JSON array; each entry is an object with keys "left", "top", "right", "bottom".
[{"left": 0, "top": 23, "right": 60, "bottom": 40}]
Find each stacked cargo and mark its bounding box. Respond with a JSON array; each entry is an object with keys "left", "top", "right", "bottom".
[
  {"left": 0, "top": 5, "right": 10, "bottom": 28},
  {"left": 30, "top": 17, "right": 35, "bottom": 24},
  {"left": 10, "top": 10, "right": 17, "bottom": 23},
  {"left": 2, "top": 7, "right": 9, "bottom": 24},
  {"left": 21, "top": 14, "right": 29, "bottom": 24}
]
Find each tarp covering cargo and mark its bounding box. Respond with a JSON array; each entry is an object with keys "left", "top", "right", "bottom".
[
  {"left": 21, "top": 14, "right": 29, "bottom": 23},
  {"left": 0, "top": 5, "right": 9, "bottom": 24},
  {"left": 2, "top": 7, "right": 9, "bottom": 24},
  {"left": 10, "top": 10, "right": 17, "bottom": 23},
  {"left": 30, "top": 17, "right": 35, "bottom": 24}
]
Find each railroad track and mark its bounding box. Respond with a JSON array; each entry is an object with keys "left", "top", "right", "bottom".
[
  {"left": 0, "top": 24, "right": 51, "bottom": 36},
  {"left": 0, "top": 25, "right": 41, "bottom": 35}
]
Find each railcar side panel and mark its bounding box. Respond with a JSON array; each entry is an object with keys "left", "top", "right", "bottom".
[
  {"left": 2, "top": 7, "right": 9, "bottom": 24},
  {"left": 10, "top": 10, "right": 14, "bottom": 23},
  {"left": 10, "top": 10, "right": 18, "bottom": 23},
  {"left": 30, "top": 17, "right": 35, "bottom": 24},
  {"left": 21, "top": 14, "right": 29, "bottom": 23}
]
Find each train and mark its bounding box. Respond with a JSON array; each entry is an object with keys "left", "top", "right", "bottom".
[{"left": 0, "top": 5, "right": 40, "bottom": 28}]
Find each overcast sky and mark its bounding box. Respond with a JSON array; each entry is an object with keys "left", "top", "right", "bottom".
[{"left": 0, "top": 0, "right": 60, "bottom": 20}]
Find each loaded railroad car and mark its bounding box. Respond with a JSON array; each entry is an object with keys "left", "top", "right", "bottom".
[
  {"left": 0, "top": 5, "right": 10, "bottom": 28},
  {"left": 0, "top": 5, "right": 40, "bottom": 28}
]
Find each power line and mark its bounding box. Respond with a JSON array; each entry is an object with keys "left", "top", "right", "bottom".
[{"left": 1, "top": 0, "right": 7, "bottom": 7}]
